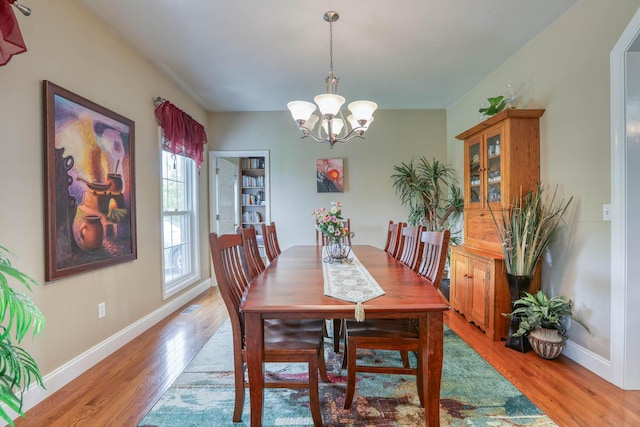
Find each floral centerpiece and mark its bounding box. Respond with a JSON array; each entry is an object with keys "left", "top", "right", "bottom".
[
  {"left": 312, "top": 201, "right": 352, "bottom": 262},
  {"left": 312, "top": 201, "right": 349, "bottom": 243}
]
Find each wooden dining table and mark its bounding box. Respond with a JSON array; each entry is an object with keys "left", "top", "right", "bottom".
[{"left": 240, "top": 245, "right": 450, "bottom": 426}]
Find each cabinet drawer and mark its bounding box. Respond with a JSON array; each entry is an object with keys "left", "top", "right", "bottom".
[{"left": 464, "top": 210, "right": 501, "bottom": 252}]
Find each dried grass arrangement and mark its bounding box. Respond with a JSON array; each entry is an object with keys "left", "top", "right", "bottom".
[{"left": 489, "top": 184, "right": 573, "bottom": 276}]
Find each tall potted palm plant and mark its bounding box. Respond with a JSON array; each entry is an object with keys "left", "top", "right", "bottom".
[
  {"left": 0, "top": 246, "right": 46, "bottom": 425},
  {"left": 392, "top": 157, "right": 463, "bottom": 293},
  {"left": 391, "top": 156, "right": 463, "bottom": 236},
  {"left": 488, "top": 184, "right": 573, "bottom": 352}
]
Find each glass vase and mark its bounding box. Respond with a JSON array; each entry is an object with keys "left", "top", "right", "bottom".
[
  {"left": 323, "top": 238, "right": 351, "bottom": 263},
  {"left": 505, "top": 84, "right": 518, "bottom": 109}
]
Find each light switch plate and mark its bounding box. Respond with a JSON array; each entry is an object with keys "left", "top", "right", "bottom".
[{"left": 603, "top": 204, "right": 612, "bottom": 221}]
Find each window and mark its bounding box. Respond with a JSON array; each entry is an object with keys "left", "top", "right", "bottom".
[{"left": 161, "top": 150, "right": 199, "bottom": 298}]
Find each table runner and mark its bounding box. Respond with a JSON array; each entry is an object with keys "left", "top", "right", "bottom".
[{"left": 322, "top": 251, "right": 385, "bottom": 321}]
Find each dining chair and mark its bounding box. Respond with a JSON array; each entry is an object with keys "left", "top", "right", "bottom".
[
  {"left": 261, "top": 221, "right": 282, "bottom": 263},
  {"left": 316, "top": 218, "right": 351, "bottom": 246},
  {"left": 384, "top": 221, "right": 406, "bottom": 259},
  {"left": 398, "top": 225, "right": 426, "bottom": 271},
  {"left": 340, "top": 229, "right": 450, "bottom": 410},
  {"left": 416, "top": 229, "right": 450, "bottom": 290},
  {"left": 238, "top": 226, "right": 266, "bottom": 282},
  {"left": 208, "top": 232, "right": 328, "bottom": 425}
]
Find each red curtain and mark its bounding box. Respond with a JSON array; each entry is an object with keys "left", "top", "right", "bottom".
[
  {"left": 0, "top": 0, "right": 28, "bottom": 66},
  {"left": 154, "top": 100, "right": 208, "bottom": 169}
]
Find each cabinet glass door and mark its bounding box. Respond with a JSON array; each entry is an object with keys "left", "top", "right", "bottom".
[
  {"left": 485, "top": 130, "right": 502, "bottom": 205},
  {"left": 468, "top": 139, "right": 482, "bottom": 206}
]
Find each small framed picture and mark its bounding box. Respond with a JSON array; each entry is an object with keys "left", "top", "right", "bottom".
[{"left": 316, "top": 158, "right": 344, "bottom": 193}]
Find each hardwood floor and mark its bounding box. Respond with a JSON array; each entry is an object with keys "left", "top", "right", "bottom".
[
  {"left": 17, "top": 287, "right": 640, "bottom": 426},
  {"left": 16, "top": 288, "right": 228, "bottom": 427}
]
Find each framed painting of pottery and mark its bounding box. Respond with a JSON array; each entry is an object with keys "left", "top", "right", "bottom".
[{"left": 43, "top": 81, "right": 137, "bottom": 281}]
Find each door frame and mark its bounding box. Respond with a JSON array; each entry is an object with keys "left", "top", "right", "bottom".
[
  {"left": 610, "top": 6, "right": 640, "bottom": 390},
  {"left": 209, "top": 150, "right": 270, "bottom": 233}
]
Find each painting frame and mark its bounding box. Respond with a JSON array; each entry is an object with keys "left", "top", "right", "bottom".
[
  {"left": 316, "top": 158, "right": 345, "bottom": 193},
  {"left": 43, "top": 81, "right": 137, "bottom": 281}
]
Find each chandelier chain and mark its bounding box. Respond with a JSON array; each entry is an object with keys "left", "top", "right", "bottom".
[{"left": 329, "top": 20, "right": 334, "bottom": 73}]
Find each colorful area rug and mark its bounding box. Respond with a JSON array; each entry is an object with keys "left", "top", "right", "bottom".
[{"left": 139, "top": 321, "right": 556, "bottom": 426}]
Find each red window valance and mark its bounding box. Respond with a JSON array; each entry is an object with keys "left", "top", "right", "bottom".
[
  {"left": 154, "top": 100, "right": 208, "bottom": 169},
  {"left": 0, "top": 0, "right": 28, "bottom": 66}
]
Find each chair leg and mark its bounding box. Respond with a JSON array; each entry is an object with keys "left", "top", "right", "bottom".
[
  {"left": 343, "top": 337, "right": 358, "bottom": 409},
  {"left": 322, "top": 320, "right": 329, "bottom": 338},
  {"left": 333, "top": 319, "right": 342, "bottom": 352},
  {"left": 233, "top": 358, "right": 245, "bottom": 422},
  {"left": 400, "top": 350, "right": 410, "bottom": 368},
  {"left": 318, "top": 341, "right": 329, "bottom": 382},
  {"left": 308, "top": 356, "right": 323, "bottom": 427},
  {"left": 341, "top": 333, "right": 348, "bottom": 369},
  {"left": 416, "top": 348, "right": 424, "bottom": 407}
]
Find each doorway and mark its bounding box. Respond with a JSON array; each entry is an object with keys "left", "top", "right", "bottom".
[{"left": 209, "top": 150, "right": 271, "bottom": 236}]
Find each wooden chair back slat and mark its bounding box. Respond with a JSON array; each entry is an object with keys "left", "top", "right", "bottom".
[
  {"left": 384, "top": 221, "right": 406, "bottom": 259},
  {"left": 398, "top": 225, "right": 426, "bottom": 271},
  {"left": 209, "top": 233, "right": 249, "bottom": 347},
  {"left": 239, "top": 226, "right": 266, "bottom": 282},
  {"left": 416, "top": 230, "right": 450, "bottom": 289},
  {"left": 261, "top": 222, "right": 282, "bottom": 262}
]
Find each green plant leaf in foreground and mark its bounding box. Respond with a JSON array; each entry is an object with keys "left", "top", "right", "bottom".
[{"left": 0, "top": 246, "right": 46, "bottom": 426}]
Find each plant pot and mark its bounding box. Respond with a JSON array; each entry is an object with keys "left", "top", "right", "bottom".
[
  {"left": 528, "top": 327, "right": 566, "bottom": 360},
  {"left": 505, "top": 273, "right": 533, "bottom": 353}
]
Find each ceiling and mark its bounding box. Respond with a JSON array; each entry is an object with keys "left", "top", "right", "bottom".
[{"left": 78, "top": 0, "right": 578, "bottom": 112}]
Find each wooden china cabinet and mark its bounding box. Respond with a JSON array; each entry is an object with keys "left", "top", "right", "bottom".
[{"left": 450, "top": 109, "right": 544, "bottom": 341}]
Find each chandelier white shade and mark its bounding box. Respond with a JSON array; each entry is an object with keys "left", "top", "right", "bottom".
[{"left": 287, "top": 11, "right": 377, "bottom": 148}]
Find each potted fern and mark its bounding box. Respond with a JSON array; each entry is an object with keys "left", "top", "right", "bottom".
[
  {"left": 0, "top": 246, "right": 46, "bottom": 425},
  {"left": 506, "top": 291, "right": 589, "bottom": 359}
]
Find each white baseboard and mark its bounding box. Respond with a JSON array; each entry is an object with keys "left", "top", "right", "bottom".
[
  {"left": 16, "top": 279, "right": 212, "bottom": 418},
  {"left": 563, "top": 338, "right": 614, "bottom": 385}
]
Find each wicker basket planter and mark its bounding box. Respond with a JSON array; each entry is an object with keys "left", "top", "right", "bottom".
[{"left": 528, "top": 327, "right": 566, "bottom": 360}]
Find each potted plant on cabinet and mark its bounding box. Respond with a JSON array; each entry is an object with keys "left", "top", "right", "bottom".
[
  {"left": 488, "top": 184, "right": 573, "bottom": 352},
  {"left": 0, "top": 246, "right": 46, "bottom": 425},
  {"left": 506, "top": 290, "right": 590, "bottom": 359}
]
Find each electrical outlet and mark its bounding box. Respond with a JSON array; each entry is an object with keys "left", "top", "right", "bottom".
[
  {"left": 98, "top": 302, "right": 106, "bottom": 319},
  {"left": 603, "top": 204, "right": 612, "bottom": 221}
]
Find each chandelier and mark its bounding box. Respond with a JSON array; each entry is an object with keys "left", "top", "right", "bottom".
[
  {"left": 287, "top": 11, "right": 377, "bottom": 149},
  {"left": 8, "top": 0, "right": 31, "bottom": 16}
]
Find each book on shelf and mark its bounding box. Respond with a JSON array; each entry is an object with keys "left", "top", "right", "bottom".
[
  {"left": 242, "top": 175, "right": 265, "bottom": 187},
  {"left": 241, "top": 158, "right": 265, "bottom": 169},
  {"left": 242, "top": 211, "right": 261, "bottom": 224}
]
